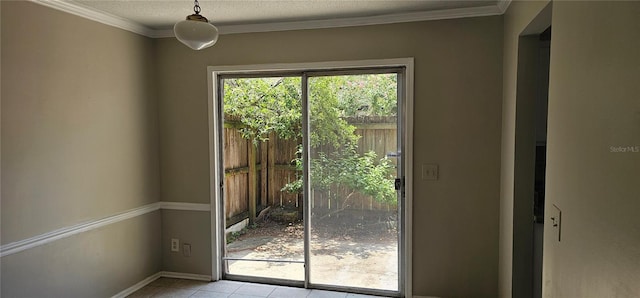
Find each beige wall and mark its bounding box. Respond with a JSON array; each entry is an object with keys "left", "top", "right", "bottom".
[
  {"left": 161, "top": 210, "right": 212, "bottom": 275},
  {"left": 2, "top": 2, "right": 508, "bottom": 296},
  {"left": 1, "top": 212, "right": 162, "bottom": 297},
  {"left": 156, "top": 16, "right": 504, "bottom": 297},
  {"left": 501, "top": 1, "right": 640, "bottom": 297},
  {"left": 543, "top": 1, "right": 640, "bottom": 297},
  {"left": 1, "top": 1, "right": 161, "bottom": 296},
  {"left": 4, "top": 1, "right": 636, "bottom": 296}
]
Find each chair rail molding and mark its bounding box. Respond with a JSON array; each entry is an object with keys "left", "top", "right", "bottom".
[{"left": 0, "top": 201, "right": 211, "bottom": 257}]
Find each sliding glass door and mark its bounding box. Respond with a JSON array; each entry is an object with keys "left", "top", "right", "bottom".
[
  {"left": 220, "top": 75, "right": 305, "bottom": 284},
  {"left": 217, "top": 67, "right": 405, "bottom": 296},
  {"left": 305, "top": 72, "right": 402, "bottom": 293}
]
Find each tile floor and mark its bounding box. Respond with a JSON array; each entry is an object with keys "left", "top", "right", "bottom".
[{"left": 127, "top": 278, "right": 388, "bottom": 298}]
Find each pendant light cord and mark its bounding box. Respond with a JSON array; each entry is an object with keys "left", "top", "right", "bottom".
[{"left": 193, "top": 0, "right": 202, "bottom": 15}]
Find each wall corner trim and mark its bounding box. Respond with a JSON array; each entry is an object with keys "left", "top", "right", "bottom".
[
  {"left": 0, "top": 201, "right": 211, "bottom": 258},
  {"left": 497, "top": 0, "right": 513, "bottom": 13}
]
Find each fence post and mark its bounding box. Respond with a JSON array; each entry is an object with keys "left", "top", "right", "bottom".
[
  {"left": 268, "top": 132, "right": 276, "bottom": 206},
  {"left": 261, "top": 141, "right": 268, "bottom": 206},
  {"left": 248, "top": 139, "right": 257, "bottom": 224}
]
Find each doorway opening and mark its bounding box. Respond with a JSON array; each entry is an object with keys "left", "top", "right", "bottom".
[
  {"left": 208, "top": 60, "right": 413, "bottom": 297},
  {"left": 532, "top": 26, "right": 550, "bottom": 298},
  {"left": 513, "top": 5, "right": 551, "bottom": 298}
]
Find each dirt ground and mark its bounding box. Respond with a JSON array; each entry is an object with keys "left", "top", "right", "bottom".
[{"left": 226, "top": 209, "right": 399, "bottom": 291}]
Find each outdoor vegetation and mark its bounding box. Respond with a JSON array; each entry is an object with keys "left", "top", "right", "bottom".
[
  {"left": 223, "top": 74, "right": 400, "bottom": 290},
  {"left": 223, "top": 74, "right": 398, "bottom": 211}
]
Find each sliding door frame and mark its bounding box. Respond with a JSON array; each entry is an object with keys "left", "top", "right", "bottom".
[{"left": 207, "top": 58, "right": 414, "bottom": 297}]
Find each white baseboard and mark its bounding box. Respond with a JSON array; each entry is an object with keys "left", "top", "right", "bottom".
[
  {"left": 112, "top": 271, "right": 213, "bottom": 298},
  {"left": 112, "top": 272, "right": 162, "bottom": 298},
  {"left": 160, "top": 271, "right": 212, "bottom": 281}
]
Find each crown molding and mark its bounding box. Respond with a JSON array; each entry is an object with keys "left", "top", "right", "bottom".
[
  {"left": 31, "top": 0, "right": 510, "bottom": 39},
  {"left": 148, "top": 29, "right": 176, "bottom": 39},
  {"left": 30, "top": 0, "right": 156, "bottom": 37},
  {"left": 153, "top": 4, "right": 505, "bottom": 38},
  {"left": 219, "top": 4, "right": 503, "bottom": 35},
  {"left": 497, "top": 0, "right": 513, "bottom": 13}
]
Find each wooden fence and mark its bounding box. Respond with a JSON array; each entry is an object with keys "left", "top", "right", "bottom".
[
  {"left": 310, "top": 116, "right": 398, "bottom": 216},
  {"left": 223, "top": 116, "right": 397, "bottom": 225}
]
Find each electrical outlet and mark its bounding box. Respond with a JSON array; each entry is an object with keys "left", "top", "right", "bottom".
[
  {"left": 171, "top": 238, "right": 179, "bottom": 252},
  {"left": 183, "top": 243, "right": 191, "bottom": 257}
]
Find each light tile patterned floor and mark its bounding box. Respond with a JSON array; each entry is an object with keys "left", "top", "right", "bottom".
[{"left": 127, "top": 278, "right": 388, "bottom": 298}]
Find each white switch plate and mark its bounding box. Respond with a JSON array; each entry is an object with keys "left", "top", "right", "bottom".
[
  {"left": 422, "top": 164, "right": 439, "bottom": 180},
  {"left": 551, "top": 204, "right": 562, "bottom": 242},
  {"left": 183, "top": 243, "right": 191, "bottom": 257},
  {"left": 171, "top": 238, "right": 179, "bottom": 252}
]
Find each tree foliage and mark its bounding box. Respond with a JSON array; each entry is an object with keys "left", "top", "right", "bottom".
[
  {"left": 224, "top": 77, "right": 302, "bottom": 144},
  {"left": 223, "top": 74, "right": 398, "bottom": 205},
  {"left": 307, "top": 76, "right": 359, "bottom": 148},
  {"left": 309, "top": 146, "right": 397, "bottom": 204},
  {"left": 333, "top": 74, "right": 398, "bottom": 117},
  {"left": 279, "top": 144, "right": 397, "bottom": 205}
]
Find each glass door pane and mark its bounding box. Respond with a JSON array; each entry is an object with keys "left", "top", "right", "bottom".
[
  {"left": 306, "top": 73, "right": 401, "bottom": 292},
  {"left": 220, "top": 76, "right": 305, "bottom": 282}
]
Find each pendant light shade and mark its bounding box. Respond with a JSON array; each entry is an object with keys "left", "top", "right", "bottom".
[{"left": 174, "top": 0, "right": 219, "bottom": 50}]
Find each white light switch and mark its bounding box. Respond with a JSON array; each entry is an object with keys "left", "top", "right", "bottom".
[
  {"left": 422, "top": 164, "right": 439, "bottom": 180},
  {"left": 183, "top": 243, "right": 191, "bottom": 257}
]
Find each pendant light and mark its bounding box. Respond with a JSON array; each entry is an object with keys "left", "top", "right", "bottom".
[{"left": 174, "top": 0, "right": 219, "bottom": 50}]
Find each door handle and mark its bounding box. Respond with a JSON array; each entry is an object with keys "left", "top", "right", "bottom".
[{"left": 394, "top": 178, "right": 404, "bottom": 190}]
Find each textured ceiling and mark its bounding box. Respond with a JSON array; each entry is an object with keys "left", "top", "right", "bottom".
[{"left": 69, "top": 0, "right": 500, "bottom": 31}]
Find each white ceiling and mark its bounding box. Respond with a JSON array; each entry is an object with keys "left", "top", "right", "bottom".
[{"left": 39, "top": 0, "right": 510, "bottom": 37}]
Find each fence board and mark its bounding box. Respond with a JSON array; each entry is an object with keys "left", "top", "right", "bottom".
[{"left": 222, "top": 116, "right": 398, "bottom": 221}]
